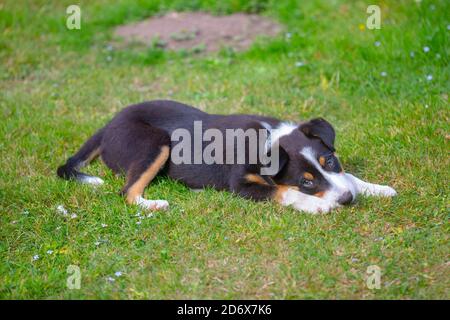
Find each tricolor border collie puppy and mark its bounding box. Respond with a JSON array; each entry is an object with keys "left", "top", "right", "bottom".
[{"left": 57, "top": 100, "right": 397, "bottom": 214}]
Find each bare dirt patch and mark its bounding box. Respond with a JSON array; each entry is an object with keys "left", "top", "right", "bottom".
[{"left": 114, "top": 12, "right": 282, "bottom": 53}]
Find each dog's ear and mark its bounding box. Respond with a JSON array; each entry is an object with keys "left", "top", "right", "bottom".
[{"left": 300, "top": 118, "right": 336, "bottom": 151}]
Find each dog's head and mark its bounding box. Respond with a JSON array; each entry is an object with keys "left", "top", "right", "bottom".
[{"left": 266, "top": 118, "right": 355, "bottom": 205}]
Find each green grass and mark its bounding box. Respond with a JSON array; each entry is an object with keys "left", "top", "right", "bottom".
[{"left": 0, "top": 0, "right": 449, "bottom": 299}]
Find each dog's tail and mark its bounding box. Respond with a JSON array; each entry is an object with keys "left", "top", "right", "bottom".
[{"left": 57, "top": 129, "right": 105, "bottom": 185}]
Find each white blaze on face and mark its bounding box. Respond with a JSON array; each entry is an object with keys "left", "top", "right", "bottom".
[
  {"left": 262, "top": 122, "right": 297, "bottom": 153},
  {"left": 300, "top": 147, "right": 356, "bottom": 203}
]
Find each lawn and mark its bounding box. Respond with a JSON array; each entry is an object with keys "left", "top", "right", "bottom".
[{"left": 0, "top": 0, "right": 448, "bottom": 299}]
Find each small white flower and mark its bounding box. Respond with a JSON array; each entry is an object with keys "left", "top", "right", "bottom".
[
  {"left": 106, "top": 276, "right": 115, "bottom": 282},
  {"left": 410, "top": 51, "right": 415, "bottom": 58},
  {"left": 70, "top": 213, "right": 77, "bottom": 219},
  {"left": 423, "top": 46, "right": 430, "bottom": 53},
  {"left": 56, "top": 226, "right": 62, "bottom": 230},
  {"left": 101, "top": 223, "right": 108, "bottom": 228},
  {"left": 135, "top": 212, "right": 141, "bottom": 217},
  {"left": 23, "top": 210, "right": 29, "bottom": 215},
  {"left": 11, "top": 220, "right": 17, "bottom": 224},
  {"left": 351, "top": 257, "right": 359, "bottom": 263},
  {"left": 374, "top": 41, "right": 381, "bottom": 47},
  {"left": 447, "top": 25, "right": 450, "bottom": 30},
  {"left": 136, "top": 221, "right": 141, "bottom": 225},
  {"left": 56, "top": 205, "right": 68, "bottom": 216},
  {"left": 47, "top": 250, "right": 53, "bottom": 255},
  {"left": 33, "top": 255, "right": 40, "bottom": 261},
  {"left": 94, "top": 241, "right": 101, "bottom": 246},
  {"left": 426, "top": 75, "right": 433, "bottom": 81},
  {"left": 147, "top": 213, "right": 154, "bottom": 218},
  {"left": 285, "top": 32, "right": 292, "bottom": 39},
  {"left": 295, "top": 61, "right": 305, "bottom": 67},
  {"left": 380, "top": 71, "right": 387, "bottom": 77},
  {"left": 425, "top": 104, "right": 429, "bottom": 109},
  {"left": 114, "top": 271, "right": 123, "bottom": 277}
]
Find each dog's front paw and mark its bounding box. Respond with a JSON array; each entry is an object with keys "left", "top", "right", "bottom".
[
  {"left": 292, "top": 197, "right": 338, "bottom": 214},
  {"left": 372, "top": 185, "right": 397, "bottom": 197}
]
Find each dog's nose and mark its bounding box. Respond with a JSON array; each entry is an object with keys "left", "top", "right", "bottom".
[{"left": 338, "top": 191, "right": 353, "bottom": 205}]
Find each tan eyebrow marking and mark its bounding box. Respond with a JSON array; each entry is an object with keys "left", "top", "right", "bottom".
[
  {"left": 303, "top": 172, "right": 314, "bottom": 180},
  {"left": 319, "top": 156, "right": 326, "bottom": 166}
]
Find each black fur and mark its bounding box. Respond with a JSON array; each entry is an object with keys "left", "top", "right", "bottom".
[
  {"left": 57, "top": 129, "right": 104, "bottom": 181},
  {"left": 57, "top": 100, "right": 341, "bottom": 203},
  {"left": 300, "top": 118, "right": 336, "bottom": 152}
]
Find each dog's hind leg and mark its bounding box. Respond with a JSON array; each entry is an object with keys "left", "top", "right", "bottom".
[
  {"left": 122, "top": 144, "right": 170, "bottom": 211},
  {"left": 100, "top": 123, "right": 171, "bottom": 211},
  {"left": 57, "top": 129, "right": 105, "bottom": 185}
]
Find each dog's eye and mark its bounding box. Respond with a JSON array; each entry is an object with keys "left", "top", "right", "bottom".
[
  {"left": 326, "top": 156, "right": 335, "bottom": 169},
  {"left": 300, "top": 177, "right": 314, "bottom": 188}
]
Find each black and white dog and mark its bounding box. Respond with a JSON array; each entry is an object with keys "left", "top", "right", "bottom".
[{"left": 57, "top": 100, "right": 396, "bottom": 214}]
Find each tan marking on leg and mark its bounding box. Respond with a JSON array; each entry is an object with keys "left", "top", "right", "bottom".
[
  {"left": 86, "top": 147, "right": 101, "bottom": 164},
  {"left": 303, "top": 172, "right": 314, "bottom": 180},
  {"left": 245, "top": 173, "right": 269, "bottom": 185},
  {"left": 126, "top": 146, "right": 170, "bottom": 204}
]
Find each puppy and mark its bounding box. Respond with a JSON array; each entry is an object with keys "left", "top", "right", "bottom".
[{"left": 57, "top": 100, "right": 396, "bottom": 214}]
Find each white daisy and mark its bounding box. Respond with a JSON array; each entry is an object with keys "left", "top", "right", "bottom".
[{"left": 56, "top": 205, "right": 68, "bottom": 216}]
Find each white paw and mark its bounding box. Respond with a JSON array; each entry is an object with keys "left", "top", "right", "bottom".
[
  {"left": 136, "top": 197, "right": 169, "bottom": 211},
  {"left": 371, "top": 185, "right": 397, "bottom": 197},
  {"left": 80, "top": 176, "right": 104, "bottom": 186}
]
